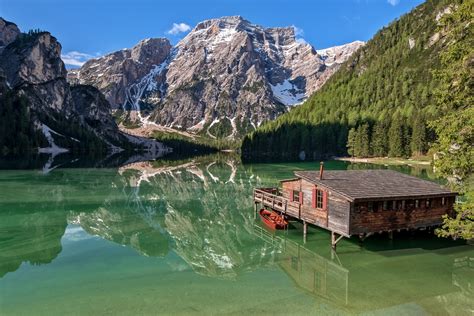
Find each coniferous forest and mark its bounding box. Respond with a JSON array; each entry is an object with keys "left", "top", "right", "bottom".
[
  {"left": 0, "top": 91, "right": 48, "bottom": 156},
  {"left": 241, "top": 0, "right": 470, "bottom": 162}
]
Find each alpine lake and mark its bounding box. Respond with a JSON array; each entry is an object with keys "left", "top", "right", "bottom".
[{"left": 0, "top": 153, "right": 473, "bottom": 315}]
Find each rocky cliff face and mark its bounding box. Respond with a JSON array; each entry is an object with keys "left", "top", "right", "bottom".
[
  {"left": 68, "top": 38, "right": 172, "bottom": 108},
  {"left": 0, "top": 17, "right": 167, "bottom": 156},
  {"left": 68, "top": 16, "right": 364, "bottom": 138},
  {"left": 0, "top": 18, "right": 20, "bottom": 47},
  {"left": 0, "top": 30, "right": 74, "bottom": 114}
]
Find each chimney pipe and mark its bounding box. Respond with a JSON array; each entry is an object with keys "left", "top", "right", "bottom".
[{"left": 319, "top": 161, "right": 324, "bottom": 180}]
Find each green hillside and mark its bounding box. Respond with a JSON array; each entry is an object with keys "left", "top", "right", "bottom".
[{"left": 242, "top": 0, "right": 472, "bottom": 162}]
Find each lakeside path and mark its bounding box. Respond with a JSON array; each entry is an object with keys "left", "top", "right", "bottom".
[{"left": 335, "top": 156, "right": 431, "bottom": 166}]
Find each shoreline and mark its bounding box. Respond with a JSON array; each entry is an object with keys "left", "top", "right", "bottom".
[{"left": 335, "top": 156, "right": 431, "bottom": 166}]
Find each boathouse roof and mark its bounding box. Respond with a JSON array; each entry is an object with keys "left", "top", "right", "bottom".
[{"left": 294, "top": 170, "right": 456, "bottom": 201}]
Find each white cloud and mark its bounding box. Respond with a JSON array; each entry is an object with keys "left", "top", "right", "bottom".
[
  {"left": 167, "top": 22, "right": 191, "bottom": 35},
  {"left": 61, "top": 51, "right": 97, "bottom": 67},
  {"left": 293, "top": 26, "right": 304, "bottom": 37},
  {"left": 387, "top": 0, "right": 400, "bottom": 6}
]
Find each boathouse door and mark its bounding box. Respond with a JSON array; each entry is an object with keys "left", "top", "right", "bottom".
[{"left": 312, "top": 187, "right": 329, "bottom": 227}]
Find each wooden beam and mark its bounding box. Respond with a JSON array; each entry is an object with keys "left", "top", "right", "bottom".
[{"left": 331, "top": 231, "right": 345, "bottom": 250}]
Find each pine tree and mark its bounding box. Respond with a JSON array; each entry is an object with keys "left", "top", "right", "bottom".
[
  {"left": 347, "top": 128, "right": 356, "bottom": 157},
  {"left": 388, "top": 114, "right": 404, "bottom": 157},
  {"left": 371, "top": 120, "right": 388, "bottom": 157},
  {"left": 410, "top": 113, "right": 426, "bottom": 156},
  {"left": 357, "top": 123, "right": 370, "bottom": 157},
  {"left": 403, "top": 122, "right": 412, "bottom": 157}
]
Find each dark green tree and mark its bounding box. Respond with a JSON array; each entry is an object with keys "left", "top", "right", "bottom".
[
  {"left": 388, "top": 114, "right": 405, "bottom": 157},
  {"left": 431, "top": 0, "right": 473, "bottom": 240},
  {"left": 371, "top": 120, "right": 388, "bottom": 157},
  {"left": 347, "top": 128, "right": 356, "bottom": 157},
  {"left": 410, "top": 112, "right": 426, "bottom": 156},
  {"left": 356, "top": 123, "right": 370, "bottom": 157}
]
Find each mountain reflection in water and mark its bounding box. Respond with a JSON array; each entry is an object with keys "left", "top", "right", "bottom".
[{"left": 0, "top": 154, "right": 472, "bottom": 314}]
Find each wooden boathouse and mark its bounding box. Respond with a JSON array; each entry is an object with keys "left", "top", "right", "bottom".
[{"left": 253, "top": 163, "right": 457, "bottom": 249}]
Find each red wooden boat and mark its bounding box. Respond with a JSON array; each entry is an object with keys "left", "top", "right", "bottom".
[{"left": 259, "top": 209, "right": 288, "bottom": 230}]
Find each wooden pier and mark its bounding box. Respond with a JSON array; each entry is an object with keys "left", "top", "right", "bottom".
[
  {"left": 253, "top": 188, "right": 300, "bottom": 219},
  {"left": 253, "top": 188, "right": 346, "bottom": 248}
]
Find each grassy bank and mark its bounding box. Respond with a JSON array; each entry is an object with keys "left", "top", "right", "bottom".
[{"left": 335, "top": 156, "right": 432, "bottom": 166}]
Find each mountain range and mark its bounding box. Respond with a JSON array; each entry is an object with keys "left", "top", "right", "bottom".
[
  {"left": 0, "top": 18, "right": 167, "bottom": 158},
  {"left": 68, "top": 16, "right": 364, "bottom": 139}
]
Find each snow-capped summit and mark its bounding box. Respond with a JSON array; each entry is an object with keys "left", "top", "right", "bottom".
[{"left": 68, "top": 16, "right": 364, "bottom": 138}]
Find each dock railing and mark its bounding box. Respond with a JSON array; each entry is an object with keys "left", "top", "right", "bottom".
[{"left": 253, "top": 188, "right": 301, "bottom": 218}]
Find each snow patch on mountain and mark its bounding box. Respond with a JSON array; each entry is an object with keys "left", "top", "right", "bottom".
[
  {"left": 38, "top": 123, "right": 69, "bottom": 155},
  {"left": 270, "top": 79, "right": 305, "bottom": 106},
  {"left": 124, "top": 58, "right": 170, "bottom": 112},
  {"left": 317, "top": 40, "right": 365, "bottom": 66},
  {"left": 212, "top": 28, "right": 237, "bottom": 46}
]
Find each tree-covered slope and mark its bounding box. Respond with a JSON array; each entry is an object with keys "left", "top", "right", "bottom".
[{"left": 242, "top": 0, "right": 471, "bottom": 162}]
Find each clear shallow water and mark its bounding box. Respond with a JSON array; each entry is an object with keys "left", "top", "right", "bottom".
[{"left": 0, "top": 155, "right": 472, "bottom": 315}]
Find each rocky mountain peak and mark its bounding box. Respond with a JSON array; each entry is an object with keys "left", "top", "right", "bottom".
[
  {"left": 131, "top": 38, "right": 172, "bottom": 64},
  {"left": 0, "top": 18, "right": 20, "bottom": 47},
  {"left": 68, "top": 16, "right": 364, "bottom": 138},
  {"left": 68, "top": 37, "right": 172, "bottom": 108},
  {"left": 0, "top": 29, "right": 72, "bottom": 113},
  {"left": 2, "top": 32, "right": 67, "bottom": 87},
  {"left": 193, "top": 15, "right": 249, "bottom": 32}
]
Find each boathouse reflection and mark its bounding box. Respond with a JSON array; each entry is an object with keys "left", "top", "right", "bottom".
[{"left": 253, "top": 225, "right": 474, "bottom": 314}]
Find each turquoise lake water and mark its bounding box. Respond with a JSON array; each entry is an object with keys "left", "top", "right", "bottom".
[{"left": 0, "top": 155, "right": 472, "bottom": 315}]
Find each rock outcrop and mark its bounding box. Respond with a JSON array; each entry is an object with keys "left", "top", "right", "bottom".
[
  {"left": 316, "top": 40, "right": 365, "bottom": 67},
  {"left": 0, "top": 18, "right": 20, "bottom": 47},
  {"left": 0, "top": 31, "right": 74, "bottom": 113},
  {"left": 68, "top": 38, "right": 172, "bottom": 108}
]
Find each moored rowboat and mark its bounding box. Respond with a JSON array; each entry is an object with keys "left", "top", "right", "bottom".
[{"left": 259, "top": 209, "right": 288, "bottom": 230}]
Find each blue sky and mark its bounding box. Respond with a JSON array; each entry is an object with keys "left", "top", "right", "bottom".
[{"left": 1, "top": 0, "right": 424, "bottom": 67}]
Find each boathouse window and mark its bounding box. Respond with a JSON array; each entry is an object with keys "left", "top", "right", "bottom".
[
  {"left": 384, "top": 200, "right": 394, "bottom": 211},
  {"left": 312, "top": 188, "right": 325, "bottom": 209},
  {"left": 392, "top": 201, "right": 397, "bottom": 210},
  {"left": 426, "top": 199, "right": 431, "bottom": 208},
  {"left": 316, "top": 189, "right": 324, "bottom": 209},
  {"left": 368, "top": 201, "right": 374, "bottom": 212},
  {"left": 293, "top": 190, "right": 301, "bottom": 203},
  {"left": 415, "top": 199, "right": 420, "bottom": 208}
]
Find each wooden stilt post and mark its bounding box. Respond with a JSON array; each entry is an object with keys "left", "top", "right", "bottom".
[
  {"left": 388, "top": 231, "right": 394, "bottom": 240},
  {"left": 331, "top": 231, "right": 344, "bottom": 250},
  {"left": 303, "top": 220, "right": 307, "bottom": 243},
  {"left": 254, "top": 202, "right": 258, "bottom": 219}
]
